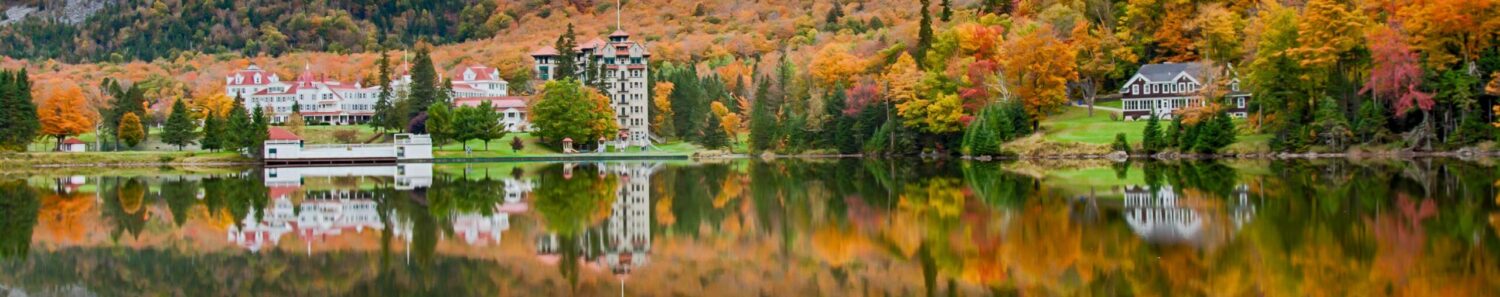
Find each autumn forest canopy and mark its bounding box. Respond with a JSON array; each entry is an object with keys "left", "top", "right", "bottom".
[{"left": 0, "top": 0, "right": 1498, "bottom": 155}]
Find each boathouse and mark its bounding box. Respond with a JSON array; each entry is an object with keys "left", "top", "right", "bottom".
[{"left": 263, "top": 127, "right": 433, "bottom": 166}]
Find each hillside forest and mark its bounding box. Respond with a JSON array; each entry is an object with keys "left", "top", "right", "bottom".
[{"left": 0, "top": 0, "right": 1498, "bottom": 155}]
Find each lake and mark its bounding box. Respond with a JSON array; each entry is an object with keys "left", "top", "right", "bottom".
[{"left": 0, "top": 159, "right": 1497, "bottom": 296}]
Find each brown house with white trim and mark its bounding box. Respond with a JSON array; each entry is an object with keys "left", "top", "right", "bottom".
[{"left": 1120, "top": 62, "right": 1251, "bottom": 121}]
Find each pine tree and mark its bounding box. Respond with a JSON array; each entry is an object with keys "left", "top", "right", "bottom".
[
  {"left": 940, "top": 0, "right": 952, "bottom": 22},
  {"left": 1112, "top": 133, "right": 1130, "bottom": 152},
  {"left": 1354, "top": 100, "right": 1388, "bottom": 141},
  {"left": 749, "top": 76, "right": 779, "bottom": 151},
  {"left": 554, "top": 24, "right": 580, "bottom": 82},
  {"left": 915, "top": 0, "right": 934, "bottom": 69},
  {"left": 701, "top": 110, "right": 728, "bottom": 149},
  {"left": 824, "top": 86, "right": 856, "bottom": 153},
  {"left": 225, "top": 97, "right": 252, "bottom": 153},
  {"left": 291, "top": 101, "right": 301, "bottom": 114},
  {"left": 825, "top": 1, "right": 844, "bottom": 30},
  {"left": 407, "top": 47, "right": 439, "bottom": 121},
  {"left": 0, "top": 70, "right": 40, "bottom": 151},
  {"left": 962, "top": 103, "right": 1006, "bottom": 156},
  {"left": 1142, "top": 113, "right": 1162, "bottom": 153},
  {"left": 162, "top": 99, "right": 197, "bottom": 150},
  {"left": 371, "top": 50, "right": 399, "bottom": 132},
  {"left": 1166, "top": 116, "right": 1183, "bottom": 148},
  {"left": 103, "top": 80, "right": 147, "bottom": 151},
  {"left": 201, "top": 114, "right": 224, "bottom": 151},
  {"left": 250, "top": 105, "right": 270, "bottom": 156}
]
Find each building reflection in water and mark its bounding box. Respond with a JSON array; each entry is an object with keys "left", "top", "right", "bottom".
[
  {"left": 228, "top": 164, "right": 534, "bottom": 252},
  {"left": 536, "top": 162, "right": 659, "bottom": 281},
  {"left": 1121, "top": 184, "right": 1257, "bottom": 246}
]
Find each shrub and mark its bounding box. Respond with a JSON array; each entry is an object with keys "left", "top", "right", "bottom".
[
  {"left": 333, "top": 129, "right": 360, "bottom": 144},
  {"left": 1112, "top": 133, "right": 1130, "bottom": 153}
]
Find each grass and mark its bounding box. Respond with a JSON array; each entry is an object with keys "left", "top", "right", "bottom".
[
  {"left": 432, "top": 133, "right": 703, "bottom": 158},
  {"left": 0, "top": 151, "right": 250, "bottom": 168},
  {"left": 296, "top": 125, "right": 381, "bottom": 144},
  {"left": 1039, "top": 106, "right": 1272, "bottom": 151},
  {"left": 1041, "top": 107, "right": 1146, "bottom": 144},
  {"left": 1094, "top": 100, "right": 1123, "bottom": 109}
]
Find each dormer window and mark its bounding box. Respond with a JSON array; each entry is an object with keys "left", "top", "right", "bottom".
[
  {"left": 254, "top": 74, "right": 262, "bottom": 84},
  {"left": 464, "top": 71, "right": 476, "bottom": 81}
]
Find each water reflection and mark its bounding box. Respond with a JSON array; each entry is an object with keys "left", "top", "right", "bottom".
[{"left": 0, "top": 159, "right": 1496, "bottom": 296}]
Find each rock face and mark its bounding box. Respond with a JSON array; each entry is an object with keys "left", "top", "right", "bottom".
[{"left": 0, "top": 0, "right": 105, "bottom": 26}]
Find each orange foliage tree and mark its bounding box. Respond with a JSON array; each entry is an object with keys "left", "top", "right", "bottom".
[
  {"left": 1001, "top": 25, "right": 1077, "bottom": 124},
  {"left": 37, "top": 84, "right": 96, "bottom": 150}
]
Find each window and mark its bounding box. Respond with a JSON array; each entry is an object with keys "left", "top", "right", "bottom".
[{"left": 1131, "top": 85, "right": 1139, "bottom": 95}]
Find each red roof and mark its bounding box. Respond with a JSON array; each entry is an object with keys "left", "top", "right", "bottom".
[
  {"left": 609, "top": 30, "right": 630, "bottom": 38},
  {"left": 530, "top": 47, "right": 559, "bottom": 57},
  {"left": 268, "top": 127, "right": 302, "bottom": 141},
  {"left": 454, "top": 65, "right": 499, "bottom": 81},
  {"left": 62, "top": 138, "right": 85, "bottom": 145}
]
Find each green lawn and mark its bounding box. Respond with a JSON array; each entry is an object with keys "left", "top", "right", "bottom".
[
  {"left": 1040, "top": 106, "right": 1271, "bottom": 150},
  {"left": 1041, "top": 107, "right": 1145, "bottom": 144},
  {"left": 433, "top": 133, "right": 703, "bottom": 158},
  {"left": 0, "top": 151, "right": 249, "bottom": 167},
  {"left": 1095, "top": 100, "right": 1122, "bottom": 109}
]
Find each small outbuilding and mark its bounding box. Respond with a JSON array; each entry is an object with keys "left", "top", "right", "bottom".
[{"left": 61, "top": 138, "right": 87, "bottom": 152}]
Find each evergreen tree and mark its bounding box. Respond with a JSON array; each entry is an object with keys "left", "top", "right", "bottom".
[
  {"left": 1194, "top": 114, "right": 1237, "bottom": 153},
  {"left": 1112, "top": 133, "right": 1131, "bottom": 152},
  {"left": 962, "top": 103, "right": 1006, "bottom": 156},
  {"left": 825, "top": 1, "right": 845, "bottom": 30},
  {"left": 824, "top": 87, "right": 856, "bottom": 153},
  {"left": 407, "top": 47, "right": 439, "bottom": 121},
  {"left": 103, "top": 80, "right": 147, "bottom": 150},
  {"left": 780, "top": 111, "right": 808, "bottom": 152},
  {"left": 915, "top": 0, "right": 934, "bottom": 69},
  {"left": 201, "top": 114, "right": 224, "bottom": 151},
  {"left": 940, "top": 0, "right": 952, "bottom": 22},
  {"left": 1354, "top": 100, "right": 1388, "bottom": 141},
  {"left": 426, "top": 103, "right": 453, "bottom": 145},
  {"left": 250, "top": 105, "right": 270, "bottom": 156},
  {"left": 701, "top": 111, "right": 729, "bottom": 149},
  {"left": 371, "top": 50, "right": 400, "bottom": 133},
  {"left": 0, "top": 70, "right": 40, "bottom": 151},
  {"left": 1142, "top": 113, "right": 1162, "bottom": 153},
  {"left": 667, "top": 66, "right": 706, "bottom": 141},
  {"left": 554, "top": 24, "right": 580, "bottom": 82},
  {"left": 225, "top": 97, "right": 252, "bottom": 153},
  {"left": 1166, "top": 116, "right": 1183, "bottom": 148},
  {"left": 291, "top": 101, "right": 301, "bottom": 114},
  {"left": 162, "top": 99, "right": 197, "bottom": 150},
  {"left": 749, "top": 76, "right": 779, "bottom": 151}
]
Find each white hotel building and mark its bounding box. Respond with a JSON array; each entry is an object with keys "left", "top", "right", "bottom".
[
  {"left": 531, "top": 30, "right": 652, "bottom": 147},
  {"left": 225, "top": 63, "right": 514, "bottom": 125}
]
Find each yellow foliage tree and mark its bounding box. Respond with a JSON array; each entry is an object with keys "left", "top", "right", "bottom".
[
  {"left": 192, "top": 93, "right": 236, "bottom": 120},
  {"left": 810, "top": 43, "right": 865, "bottom": 89},
  {"left": 37, "top": 84, "right": 96, "bottom": 150},
  {"left": 711, "top": 101, "right": 743, "bottom": 139},
  {"left": 1001, "top": 25, "right": 1077, "bottom": 123},
  {"left": 1290, "top": 0, "right": 1368, "bottom": 83},
  {"left": 1397, "top": 0, "right": 1500, "bottom": 68},
  {"left": 886, "top": 53, "right": 927, "bottom": 128},
  {"left": 652, "top": 81, "right": 676, "bottom": 137}
]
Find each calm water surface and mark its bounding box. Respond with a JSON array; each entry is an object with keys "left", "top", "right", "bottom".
[{"left": 0, "top": 159, "right": 1497, "bottom": 296}]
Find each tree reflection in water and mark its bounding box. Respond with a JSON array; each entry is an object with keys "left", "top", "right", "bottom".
[{"left": 0, "top": 159, "right": 1494, "bottom": 296}]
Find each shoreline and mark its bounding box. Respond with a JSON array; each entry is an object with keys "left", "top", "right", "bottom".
[{"left": 7, "top": 149, "right": 1499, "bottom": 168}]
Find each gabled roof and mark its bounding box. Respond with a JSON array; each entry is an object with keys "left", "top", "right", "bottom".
[
  {"left": 454, "top": 65, "right": 500, "bottom": 81},
  {"left": 530, "top": 46, "right": 559, "bottom": 57},
  {"left": 609, "top": 30, "right": 630, "bottom": 38},
  {"left": 1135, "top": 62, "right": 1206, "bottom": 82},
  {"left": 268, "top": 127, "right": 302, "bottom": 141},
  {"left": 62, "top": 138, "right": 85, "bottom": 145}
]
